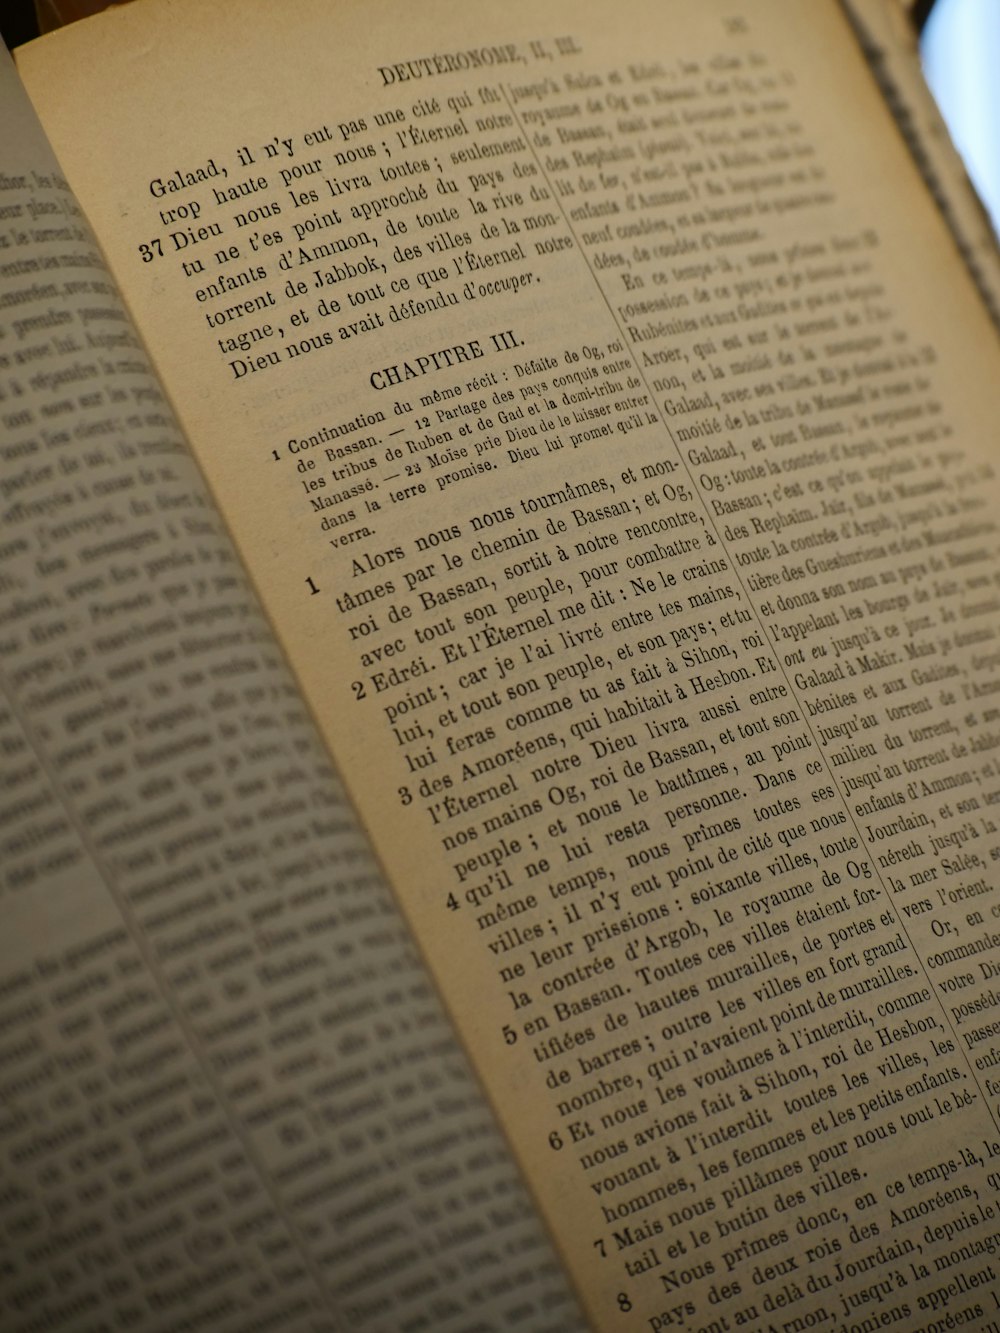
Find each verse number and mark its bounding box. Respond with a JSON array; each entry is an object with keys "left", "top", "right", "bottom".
[{"left": 138, "top": 239, "right": 163, "bottom": 262}]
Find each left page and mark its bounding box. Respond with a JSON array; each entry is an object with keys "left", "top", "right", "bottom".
[{"left": 0, "top": 50, "right": 585, "bottom": 1333}]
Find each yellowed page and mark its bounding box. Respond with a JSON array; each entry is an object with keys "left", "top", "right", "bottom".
[{"left": 20, "top": 3, "right": 1000, "bottom": 1325}]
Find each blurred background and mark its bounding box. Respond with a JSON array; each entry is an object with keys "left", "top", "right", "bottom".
[{"left": 920, "top": 0, "right": 1000, "bottom": 235}]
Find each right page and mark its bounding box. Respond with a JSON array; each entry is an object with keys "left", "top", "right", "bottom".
[{"left": 19, "top": 1, "right": 1000, "bottom": 1326}]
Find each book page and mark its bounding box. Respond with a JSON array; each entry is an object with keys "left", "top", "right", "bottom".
[
  {"left": 19, "top": 2, "right": 1000, "bottom": 1325},
  {"left": 0, "top": 51, "right": 584, "bottom": 1333}
]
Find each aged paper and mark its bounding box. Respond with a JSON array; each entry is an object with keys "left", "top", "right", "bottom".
[{"left": 19, "top": 3, "right": 1000, "bottom": 1324}]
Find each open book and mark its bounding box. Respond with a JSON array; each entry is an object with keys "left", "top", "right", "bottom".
[{"left": 4, "top": 1, "right": 1000, "bottom": 1327}]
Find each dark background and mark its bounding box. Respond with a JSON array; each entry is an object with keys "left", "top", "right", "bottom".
[{"left": 2, "top": 3, "right": 38, "bottom": 49}]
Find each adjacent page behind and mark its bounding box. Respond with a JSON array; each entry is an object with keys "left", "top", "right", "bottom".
[
  {"left": 20, "top": 2, "right": 1000, "bottom": 1327},
  {"left": 0, "top": 49, "right": 585, "bottom": 1333},
  {"left": 841, "top": 0, "right": 1000, "bottom": 329}
]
